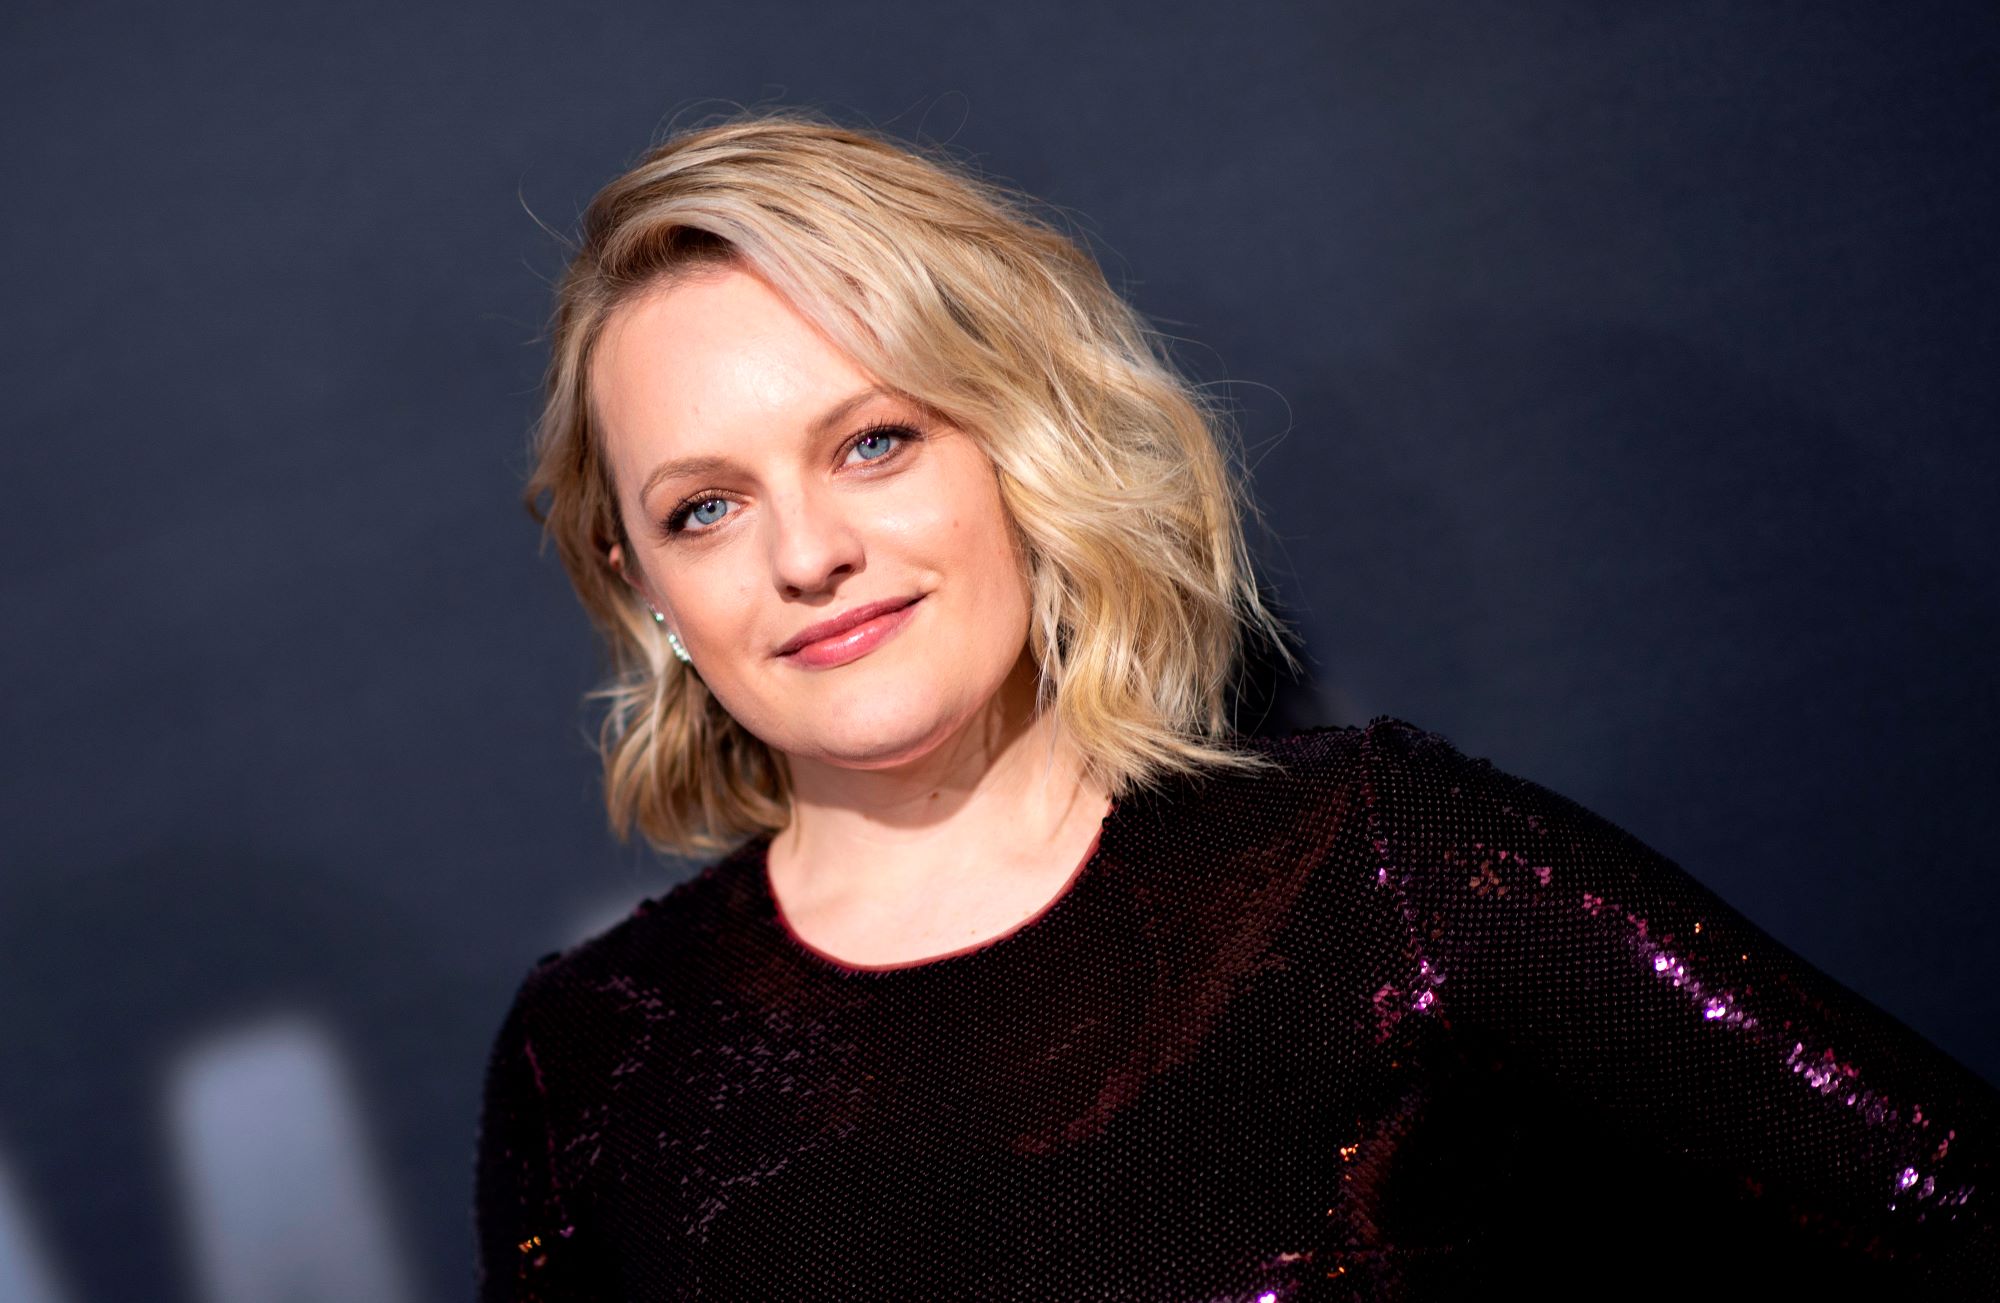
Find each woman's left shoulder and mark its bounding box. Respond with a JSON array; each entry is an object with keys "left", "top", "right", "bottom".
[
  {"left": 1185, "top": 721, "right": 1371, "bottom": 822},
  {"left": 1235, "top": 714, "right": 1598, "bottom": 854},
  {"left": 1237, "top": 714, "right": 1481, "bottom": 793},
  {"left": 1128, "top": 715, "right": 1524, "bottom": 867},
  {"left": 1156, "top": 716, "right": 1456, "bottom": 844}
]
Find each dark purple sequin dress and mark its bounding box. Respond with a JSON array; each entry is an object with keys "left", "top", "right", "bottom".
[{"left": 474, "top": 717, "right": 1998, "bottom": 1298}]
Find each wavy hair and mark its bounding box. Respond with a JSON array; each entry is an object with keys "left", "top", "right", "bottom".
[{"left": 524, "top": 110, "right": 1289, "bottom": 856}]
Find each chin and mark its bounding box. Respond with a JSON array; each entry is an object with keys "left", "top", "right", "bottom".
[{"left": 775, "top": 685, "right": 977, "bottom": 771}]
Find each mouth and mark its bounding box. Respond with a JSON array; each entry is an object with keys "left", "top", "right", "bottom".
[{"left": 774, "top": 595, "right": 924, "bottom": 669}]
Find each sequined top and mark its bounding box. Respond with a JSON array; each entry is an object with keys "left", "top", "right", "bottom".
[{"left": 474, "top": 716, "right": 1998, "bottom": 1299}]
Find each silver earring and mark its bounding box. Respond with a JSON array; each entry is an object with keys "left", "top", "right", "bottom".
[{"left": 646, "top": 606, "right": 692, "bottom": 666}]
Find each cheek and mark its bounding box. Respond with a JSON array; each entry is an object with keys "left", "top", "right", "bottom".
[
  {"left": 684, "top": 585, "right": 787, "bottom": 736},
  {"left": 958, "top": 481, "right": 1031, "bottom": 611},
  {"left": 884, "top": 482, "right": 1026, "bottom": 615},
  {"left": 660, "top": 561, "right": 759, "bottom": 666}
]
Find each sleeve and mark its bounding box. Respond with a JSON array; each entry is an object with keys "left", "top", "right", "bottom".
[
  {"left": 473, "top": 955, "right": 602, "bottom": 1303},
  {"left": 1357, "top": 715, "right": 1999, "bottom": 1285}
]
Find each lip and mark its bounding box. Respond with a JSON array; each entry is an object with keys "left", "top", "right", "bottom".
[{"left": 775, "top": 595, "right": 924, "bottom": 668}]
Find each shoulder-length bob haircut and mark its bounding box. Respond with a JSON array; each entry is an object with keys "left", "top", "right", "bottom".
[{"left": 525, "top": 110, "right": 1288, "bottom": 857}]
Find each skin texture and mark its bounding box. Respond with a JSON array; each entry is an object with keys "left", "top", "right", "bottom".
[{"left": 594, "top": 265, "right": 1110, "bottom": 965}]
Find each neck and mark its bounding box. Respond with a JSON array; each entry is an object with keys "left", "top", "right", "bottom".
[{"left": 770, "top": 654, "right": 1110, "bottom": 905}]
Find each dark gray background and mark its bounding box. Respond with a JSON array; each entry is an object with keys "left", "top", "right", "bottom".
[{"left": 3, "top": 2, "right": 1995, "bottom": 1300}]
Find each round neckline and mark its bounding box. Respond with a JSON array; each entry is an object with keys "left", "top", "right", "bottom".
[{"left": 753, "top": 799, "right": 1119, "bottom": 976}]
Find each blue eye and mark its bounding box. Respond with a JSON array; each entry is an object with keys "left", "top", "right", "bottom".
[
  {"left": 849, "top": 428, "right": 905, "bottom": 462},
  {"left": 666, "top": 496, "right": 733, "bottom": 534}
]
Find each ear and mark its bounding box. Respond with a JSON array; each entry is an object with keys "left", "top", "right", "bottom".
[{"left": 606, "top": 542, "right": 640, "bottom": 591}]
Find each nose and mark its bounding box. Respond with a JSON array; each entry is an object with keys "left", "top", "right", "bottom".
[{"left": 766, "top": 481, "right": 863, "bottom": 598}]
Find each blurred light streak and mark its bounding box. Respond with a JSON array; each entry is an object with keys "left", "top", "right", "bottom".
[
  {"left": 0, "top": 1152, "right": 74, "bottom": 1303},
  {"left": 166, "top": 1017, "right": 414, "bottom": 1303}
]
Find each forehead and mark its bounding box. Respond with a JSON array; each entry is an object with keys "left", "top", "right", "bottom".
[{"left": 590, "top": 266, "right": 872, "bottom": 453}]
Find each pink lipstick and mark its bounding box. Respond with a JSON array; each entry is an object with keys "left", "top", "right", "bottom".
[{"left": 775, "top": 596, "right": 923, "bottom": 669}]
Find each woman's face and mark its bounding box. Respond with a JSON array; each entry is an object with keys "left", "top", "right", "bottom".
[{"left": 594, "top": 264, "right": 1035, "bottom": 773}]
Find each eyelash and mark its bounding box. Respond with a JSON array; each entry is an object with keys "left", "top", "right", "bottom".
[{"left": 658, "top": 422, "right": 924, "bottom": 538}]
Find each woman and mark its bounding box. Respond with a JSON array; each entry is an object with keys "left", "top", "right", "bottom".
[{"left": 476, "top": 113, "right": 1997, "bottom": 1298}]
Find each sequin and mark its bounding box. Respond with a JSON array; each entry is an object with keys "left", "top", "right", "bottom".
[{"left": 475, "top": 717, "right": 2000, "bottom": 1298}]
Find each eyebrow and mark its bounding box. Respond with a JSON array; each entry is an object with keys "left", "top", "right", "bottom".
[{"left": 636, "top": 385, "right": 893, "bottom": 506}]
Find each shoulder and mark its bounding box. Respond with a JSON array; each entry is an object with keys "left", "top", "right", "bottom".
[
  {"left": 1220, "top": 714, "right": 1632, "bottom": 868},
  {"left": 1117, "top": 715, "right": 1480, "bottom": 843},
  {"left": 493, "top": 840, "right": 763, "bottom": 1032},
  {"left": 1106, "top": 716, "right": 1464, "bottom": 875},
  {"left": 1226, "top": 713, "right": 1466, "bottom": 768},
  {"left": 1215, "top": 713, "right": 1477, "bottom": 802},
  {"left": 1343, "top": 713, "right": 1505, "bottom": 816},
  {"left": 1341, "top": 715, "right": 1663, "bottom": 865}
]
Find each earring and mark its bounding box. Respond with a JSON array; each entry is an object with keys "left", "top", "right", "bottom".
[{"left": 646, "top": 605, "right": 692, "bottom": 666}]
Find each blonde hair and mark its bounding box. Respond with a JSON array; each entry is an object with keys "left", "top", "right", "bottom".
[{"left": 524, "top": 109, "right": 1289, "bottom": 856}]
